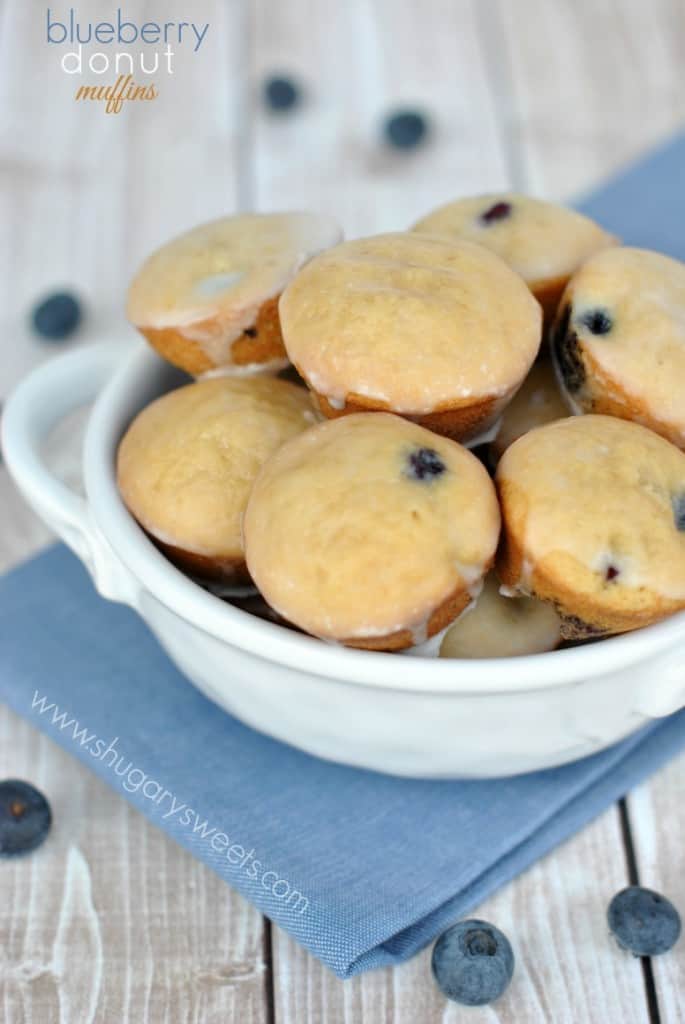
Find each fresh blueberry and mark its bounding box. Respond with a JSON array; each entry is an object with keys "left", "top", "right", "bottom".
[
  {"left": 406, "top": 447, "right": 446, "bottom": 481},
  {"left": 673, "top": 494, "right": 685, "bottom": 532},
  {"left": 579, "top": 309, "right": 613, "bottom": 336},
  {"left": 480, "top": 201, "right": 512, "bottom": 224},
  {"left": 608, "top": 886, "right": 681, "bottom": 956},
  {"left": 432, "top": 919, "right": 514, "bottom": 1006},
  {"left": 263, "top": 75, "right": 301, "bottom": 113},
  {"left": 0, "top": 779, "right": 52, "bottom": 857},
  {"left": 383, "top": 110, "right": 429, "bottom": 150},
  {"left": 31, "top": 291, "right": 82, "bottom": 340}
]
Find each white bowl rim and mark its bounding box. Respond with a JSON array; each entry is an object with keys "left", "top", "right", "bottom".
[{"left": 84, "top": 342, "right": 685, "bottom": 695}]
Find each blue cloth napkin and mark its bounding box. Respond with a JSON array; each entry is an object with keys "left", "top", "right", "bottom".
[
  {"left": 576, "top": 132, "right": 685, "bottom": 256},
  {"left": 3, "top": 133, "right": 685, "bottom": 978}
]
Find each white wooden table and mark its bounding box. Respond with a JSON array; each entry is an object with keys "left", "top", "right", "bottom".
[{"left": 1, "top": 2, "right": 684, "bottom": 1020}]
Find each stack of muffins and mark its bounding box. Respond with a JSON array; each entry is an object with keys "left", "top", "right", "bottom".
[{"left": 118, "top": 199, "right": 685, "bottom": 658}]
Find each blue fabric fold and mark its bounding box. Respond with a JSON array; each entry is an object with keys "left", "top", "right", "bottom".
[{"left": 3, "top": 132, "right": 685, "bottom": 977}]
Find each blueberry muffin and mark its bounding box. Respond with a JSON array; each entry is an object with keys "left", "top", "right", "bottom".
[
  {"left": 127, "top": 212, "right": 342, "bottom": 376},
  {"left": 117, "top": 376, "right": 317, "bottom": 580},
  {"left": 244, "top": 413, "right": 501, "bottom": 650},
  {"left": 412, "top": 194, "right": 617, "bottom": 326},
  {"left": 552, "top": 247, "right": 685, "bottom": 449},
  {"left": 439, "top": 574, "right": 562, "bottom": 658},
  {"left": 489, "top": 359, "right": 569, "bottom": 462},
  {"left": 279, "top": 233, "right": 542, "bottom": 443},
  {"left": 496, "top": 415, "right": 685, "bottom": 638}
]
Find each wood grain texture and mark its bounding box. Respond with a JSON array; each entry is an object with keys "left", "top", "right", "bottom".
[
  {"left": 492, "top": 0, "right": 685, "bottom": 200},
  {"left": 251, "top": 0, "right": 511, "bottom": 236},
  {"left": 629, "top": 757, "right": 685, "bottom": 1024},
  {"left": 0, "top": 706, "right": 268, "bottom": 1024},
  {"left": 271, "top": 809, "right": 650, "bottom": 1023}
]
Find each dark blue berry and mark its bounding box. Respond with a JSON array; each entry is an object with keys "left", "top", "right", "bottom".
[
  {"left": 605, "top": 565, "right": 620, "bottom": 582},
  {"left": 383, "top": 110, "right": 429, "bottom": 150},
  {"left": 579, "top": 309, "right": 613, "bottom": 336},
  {"left": 264, "top": 75, "right": 300, "bottom": 112},
  {"left": 673, "top": 494, "right": 685, "bottom": 532},
  {"left": 406, "top": 447, "right": 446, "bottom": 481},
  {"left": 31, "top": 291, "right": 82, "bottom": 340},
  {"left": 432, "top": 919, "right": 514, "bottom": 1006},
  {"left": 0, "top": 780, "right": 52, "bottom": 857},
  {"left": 481, "top": 201, "right": 512, "bottom": 224},
  {"left": 608, "top": 886, "right": 681, "bottom": 956}
]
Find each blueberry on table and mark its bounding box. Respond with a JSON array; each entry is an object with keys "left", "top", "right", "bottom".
[
  {"left": 406, "top": 447, "right": 446, "bottom": 481},
  {"left": 0, "top": 779, "right": 52, "bottom": 857},
  {"left": 31, "top": 291, "right": 82, "bottom": 340},
  {"left": 608, "top": 886, "right": 681, "bottom": 956},
  {"left": 263, "top": 75, "right": 301, "bottom": 112},
  {"left": 431, "top": 919, "right": 514, "bottom": 1006},
  {"left": 383, "top": 110, "right": 429, "bottom": 150}
]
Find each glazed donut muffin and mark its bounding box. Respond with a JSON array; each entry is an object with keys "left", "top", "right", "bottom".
[
  {"left": 489, "top": 359, "right": 568, "bottom": 462},
  {"left": 127, "top": 212, "right": 342, "bottom": 376},
  {"left": 279, "top": 233, "right": 542, "bottom": 443},
  {"left": 412, "top": 194, "right": 617, "bottom": 325},
  {"left": 244, "top": 413, "right": 501, "bottom": 650},
  {"left": 439, "top": 575, "right": 562, "bottom": 658},
  {"left": 552, "top": 247, "right": 685, "bottom": 449},
  {"left": 496, "top": 415, "right": 685, "bottom": 639},
  {"left": 117, "top": 376, "right": 316, "bottom": 580}
]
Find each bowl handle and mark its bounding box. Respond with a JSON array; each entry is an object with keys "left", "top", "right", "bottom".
[{"left": 2, "top": 340, "right": 139, "bottom": 604}]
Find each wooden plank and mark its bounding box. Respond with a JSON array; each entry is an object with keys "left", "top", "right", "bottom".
[
  {"left": 492, "top": 0, "right": 685, "bottom": 200},
  {"left": 0, "top": 704, "right": 268, "bottom": 1024},
  {"left": 629, "top": 756, "right": 685, "bottom": 1024},
  {"left": 250, "top": 0, "right": 511, "bottom": 237},
  {"left": 0, "top": 2, "right": 272, "bottom": 1022},
  {"left": 271, "top": 810, "right": 648, "bottom": 1023}
]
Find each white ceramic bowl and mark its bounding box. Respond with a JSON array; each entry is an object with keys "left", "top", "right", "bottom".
[{"left": 3, "top": 340, "right": 685, "bottom": 778}]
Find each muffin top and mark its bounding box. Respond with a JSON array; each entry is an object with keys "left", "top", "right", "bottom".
[
  {"left": 412, "top": 194, "right": 616, "bottom": 289},
  {"left": 279, "top": 232, "right": 541, "bottom": 414},
  {"left": 117, "top": 376, "right": 317, "bottom": 560},
  {"left": 553, "top": 246, "right": 685, "bottom": 447},
  {"left": 491, "top": 359, "right": 569, "bottom": 459},
  {"left": 244, "top": 413, "right": 501, "bottom": 641},
  {"left": 496, "top": 415, "right": 685, "bottom": 608},
  {"left": 127, "top": 212, "right": 342, "bottom": 361}
]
